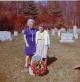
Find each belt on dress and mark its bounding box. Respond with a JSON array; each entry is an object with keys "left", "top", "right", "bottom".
[{"left": 38, "top": 39, "right": 44, "bottom": 40}]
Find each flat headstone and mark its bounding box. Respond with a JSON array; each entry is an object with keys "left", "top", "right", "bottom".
[
  {"left": 60, "top": 28, "right": 66, "bottom": 32},
  {"left": 58, "top": 30, "right": 61, "bottom": 37},
  {"left": 51, "top": 29, "right": 55, "bottom": 36},
  {"left": 51, "top": 28, "right": 58, "bottom": 36},
  {"left": 13, "top": 31, "right": 18, "bottom": 40},
  {"left": 0, "top": 31, "right": 12, "bottom": 41},
  {"left": 14, "top": 31, "right": 18, "bottom": 37},
  {"left": 60, "top": 32, "right": 74, "bottom": 43}
]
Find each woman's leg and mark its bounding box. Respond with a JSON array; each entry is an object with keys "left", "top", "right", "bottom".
[
  {"left": 28, "top": 55, "right": 35, "bottom": 75},
  {"left": 25, "top": 55, "right": 32, "bottom": 67},
  {"left": 29, "top": 56, "right": 32, "bottom": 66},
  {"left": 25, "top": 56, "right": 29, "bottom": 68},
  {"left": 43, "top": 45, "right": 49, "bottom": 66}
]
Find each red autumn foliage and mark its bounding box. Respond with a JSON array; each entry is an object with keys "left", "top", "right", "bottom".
[{"left": 0, "top": 1, "right": 80, "bottom": 32}]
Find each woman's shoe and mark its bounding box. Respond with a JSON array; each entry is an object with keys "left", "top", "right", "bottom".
[
  {"left": 25, "top": 64, "right": 29, "bottom": 68},
  {"left": 29, "top": 66, "right": 35, "bottom": 76}
]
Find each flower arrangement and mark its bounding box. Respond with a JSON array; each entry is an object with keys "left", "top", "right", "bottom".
[{"left": 31, "top": 55, "right": 48, "bottom": 75}]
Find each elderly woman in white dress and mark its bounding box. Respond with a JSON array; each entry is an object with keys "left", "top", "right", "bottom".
[{"left": 36, "top": 24, "right": 50, "bottom": 65}]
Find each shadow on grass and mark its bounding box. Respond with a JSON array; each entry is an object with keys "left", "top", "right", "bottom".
[
  {"left": 73, "top": 65, "right": 80, "bottom": 70},
  {"left": 47, "top": 56, "right": 57, "bottom": 66},
  {"left": 74, "top": 67, "right": 80, "bottom": 70},
  {"left": 76, "top": 69, "right": 80, "bottom": 70},
  {"left": 39, "top": 70, "right": 49, "bottom": 76}
]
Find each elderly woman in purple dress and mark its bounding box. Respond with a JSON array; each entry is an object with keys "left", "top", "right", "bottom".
[{"left": 23, "top": 19, "right": 37, "bottom": 68}]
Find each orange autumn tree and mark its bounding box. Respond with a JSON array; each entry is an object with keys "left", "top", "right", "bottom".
[{"left": 55, "top": 17, "right": 64, "bottom": 29}]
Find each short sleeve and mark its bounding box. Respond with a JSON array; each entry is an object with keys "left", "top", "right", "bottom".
[{"left": 23, "top": 29, "right": 27, "bottom": 35}]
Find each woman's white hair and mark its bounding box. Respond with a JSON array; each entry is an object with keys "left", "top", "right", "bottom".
[{"left": 27, "top": 19, "right": 34, "bottom": 26}]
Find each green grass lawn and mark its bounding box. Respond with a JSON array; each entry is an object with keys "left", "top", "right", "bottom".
[{"left": 0, "top": 33, "right": 80, "bottom": 82}]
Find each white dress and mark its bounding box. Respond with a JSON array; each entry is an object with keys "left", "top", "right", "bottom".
[{"left": 35, "top": 30, "right": 50, "bottom": 58}]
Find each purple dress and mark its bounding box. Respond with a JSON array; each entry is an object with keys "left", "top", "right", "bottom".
[{"left": 24, "top": 27, "right": 37, "bottom": 56}]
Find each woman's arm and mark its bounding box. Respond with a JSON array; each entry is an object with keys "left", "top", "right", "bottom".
[
  {"left": 35, "top": 32, "right": 38, "bottom": 44},
  {"left": 44, "top": 30, "right": 50, "bottom": 47},
  {"left": 23, "top": 34, "right": 29, "bottom": 47},
  {"left": 47, "top": 34, "right": 50, "bottom": 48}
]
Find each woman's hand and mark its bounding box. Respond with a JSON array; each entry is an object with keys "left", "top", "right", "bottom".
[
  {"left": 46, "top": 45, "right": 50, "bottom": 49},
  {"left": 33, "top": 52, "right": 36, "bottom": 55},
  {"left": 48, "top": 46, "right": 50, "bottom": 50},
  {"left": 24, "top": 35, "right": 29, "bottom": 47},
  {"left": 26, "top": 43, "right": 29, "bottom": 47}
]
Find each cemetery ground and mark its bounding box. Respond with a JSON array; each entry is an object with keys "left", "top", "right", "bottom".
[{"left": 0, "top": 34, "right": 80, "bottom": 82}]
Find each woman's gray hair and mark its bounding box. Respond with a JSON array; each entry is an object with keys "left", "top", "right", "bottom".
[{"left": 27, "top": 19, "right": 34, "bottom": 26}]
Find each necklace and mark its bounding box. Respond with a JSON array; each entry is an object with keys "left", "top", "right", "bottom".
[{"left": 29, "top": 28, "right": 34, "bottom": 41}]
